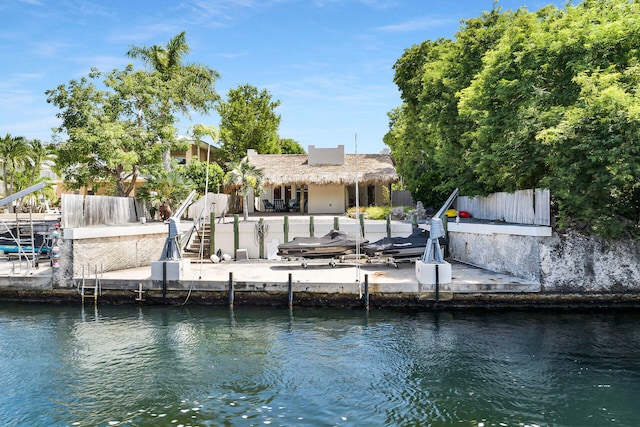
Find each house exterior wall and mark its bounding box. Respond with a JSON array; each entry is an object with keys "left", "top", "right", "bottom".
[
  {"left": 308, "top": 145, "right": 344, "bottom": 165},
  {"left": 308, "top": 184, "right": 345, "bottom": 214}
]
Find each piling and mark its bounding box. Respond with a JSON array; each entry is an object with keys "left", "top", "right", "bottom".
[
  {"left": 228, "top": 272, "right": 234, "bottom": 308},
  {"left": 364, "top": 274, "right": 369, "bottom": 309},
  {"left": 435, "top": 264, "right": 440, "bottom": 302},
  {"left": 288, "top": 273, "right": 293, "bottom": 309},
  {"left": 162, "top": 262, "right": 167, "bottom": 298},
  {"left": 310, "top": 216, "right": 315, "bottom": 237},
  {"left": 334, "top": 217, "right": 339, "bottom": 230},
  {"left": 359, "top": 214, "right": 365, "bottom": 238}
]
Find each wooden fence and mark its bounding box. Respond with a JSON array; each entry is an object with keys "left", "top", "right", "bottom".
[
  {"left": 391, "top": 190, "right": 414, "bottom": 207},
  {"left": 456, "top": 188, "right": 550, "bottom": 226},
  {"left": 61, "top": 194, "right": 140, "bottom": 228}
]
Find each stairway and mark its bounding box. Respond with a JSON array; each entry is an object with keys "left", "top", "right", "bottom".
[{"left": 183, "top": 222, "right": 211, "bottom": 260}]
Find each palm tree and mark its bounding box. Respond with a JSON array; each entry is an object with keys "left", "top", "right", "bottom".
[
  {"left": 136, "top": 168, "right": 195, "bottom": 221},
  {"left": 224, "top": 160, "right": 264, "bottom": 221},
  {"left": 127, "top": 32, "right": 220, "bottom": 171},
  {"left": 0, "top": 133, "right": 30, "bottom": 198}
]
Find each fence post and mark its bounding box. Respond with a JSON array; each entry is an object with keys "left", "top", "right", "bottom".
[
  {"left": 233, "top": 214, "right": 239, "bottom": 259},
  {"left": 258, "top": 218, "right": 265, "bottom": 259},
  {"left": 386, "top": 214, "right": 391, "bottom": 238},
  {"left": 284, "top": 216, "right": 289, "bottom": 243}
]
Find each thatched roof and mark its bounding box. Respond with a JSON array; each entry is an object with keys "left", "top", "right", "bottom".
[{"left": 247, "top": 153, "right": 398, "bottom": 186}]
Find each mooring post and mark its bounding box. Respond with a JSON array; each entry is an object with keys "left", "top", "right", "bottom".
[
  {"left": 334, "top": 216, "right": 339, "bottom": 230},
  {"left": 284, "top": 216, "right": 289, "bottom": 243},
  {"left": 435, "top": 264, "right": 440, "bottom": 302},
  {"left": 288, "top": 273, "right": 293, "bottom": 309},
  {"left": 359, "top": 213, "right": 365, "bottom": 238},
  {"left": 364, "top": 274, "right": 369, "bottom": 310},
  {"left": 412, "top": 214, "right": 418, "bottom": 229},
  {"left": 228, "top": 271, "right": 234, "bottom": 308},
  {"left": 309, "top": 216, "right": 315, "bottom": 237},
  {"left": 209, "top": 211, "right": 216, "bottom": 257}
]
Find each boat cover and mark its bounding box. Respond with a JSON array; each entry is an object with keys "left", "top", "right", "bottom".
[{"left": 277, "top": 230, "right": 367, "bottom": 258}]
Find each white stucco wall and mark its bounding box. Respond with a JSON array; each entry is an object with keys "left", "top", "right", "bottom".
[{"left": 308, "top": 184, "right": 345, "bottom": 214}]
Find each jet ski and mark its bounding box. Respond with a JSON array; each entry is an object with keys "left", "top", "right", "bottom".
[
  {"left": 362, "top": 227, "right": 431, "bottom": 258},
  {"left": 278, "top": 229, "right": 368, "bottom": 259}
]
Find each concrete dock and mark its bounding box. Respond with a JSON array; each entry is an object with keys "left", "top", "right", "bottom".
[{"left": 1, "top": 257, "right": 638, "bottom": 308}]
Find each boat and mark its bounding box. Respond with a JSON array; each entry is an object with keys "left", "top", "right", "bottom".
[
  {"left": 362, "top": 227, "right": 431, "bottom": 259},
  {"left": 277, "top": 229, "right": 368, "bottom": 259}
]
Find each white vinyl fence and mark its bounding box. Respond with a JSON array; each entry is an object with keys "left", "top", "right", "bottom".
[
  {"left": 456, "top": 188, "right": 550, "bottom": 226},
  {"left": 187, "top": 193, "right": 230, "bottom": 221}
]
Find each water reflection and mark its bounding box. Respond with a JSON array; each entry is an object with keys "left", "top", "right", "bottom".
[{"left": 0, "top": 304, "right": 639, "bottom": 426}]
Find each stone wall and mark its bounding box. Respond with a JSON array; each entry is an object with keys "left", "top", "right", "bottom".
[
  {"left": 540, "top": 232, "right": 640, "bottom": 292},
  {"left": 58, "top": 224, "right": 170, "bottom": 288},
  {"left": 449, "top": 223, "right": 640, "bottom": 292}
]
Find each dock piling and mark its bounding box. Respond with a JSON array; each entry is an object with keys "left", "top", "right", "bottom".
[
  {"left": 364, "top": 274, "right": 369, "bottom": 309},
  {"left": 288, "top": 273, "right": 293, "bottom": 309},
  {"left": 228, "top": 272, "right": 234, "bottom": 308}
]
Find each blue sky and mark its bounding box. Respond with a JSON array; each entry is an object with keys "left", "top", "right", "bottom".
[{"left": 1, "top": 0, "right": 565, "bottom": 154}]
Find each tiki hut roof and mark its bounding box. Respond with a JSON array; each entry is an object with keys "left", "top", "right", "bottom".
[{"left": 247, "top": 153, "right": 399, "bottom": 187}]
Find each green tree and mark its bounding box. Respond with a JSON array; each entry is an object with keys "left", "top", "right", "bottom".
[
  {"left": 47, "top": 67, "right": 168, "bottom": 196},
  {"left": 127, "top": 32, "right": 220, "bottom": 171},
  {"left": 386, "top": 0, "right": 640, "bottom": 238},
  {"left": 224, "top": 159, "right": 264, "bottom": 221},
  {"left": 181, "top": 160, "right": 224, "bottom": 194},
  {"left": 279, "top": 138, "right": 305, "bottom": 154},
  {"left": 216, "top": 84, "right": 281, "bottom": 165},
  {"left": 0, "top": 133, "right": 30, "bottom": 197}
]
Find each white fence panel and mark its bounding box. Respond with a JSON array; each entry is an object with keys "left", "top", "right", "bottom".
[
  {"left": 457, "top": 188, "right": 550, "bottom": 226},
  {"left": 187, "top": 193, "right": 230, "bottom": 220}
]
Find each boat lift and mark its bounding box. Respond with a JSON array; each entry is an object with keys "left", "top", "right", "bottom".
[{"left": 0, "top": 182, "right": 49, "bottom": 269}]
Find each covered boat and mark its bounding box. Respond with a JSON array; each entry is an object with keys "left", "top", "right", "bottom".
[{"left": 278, "top": 230, "right": 367, "bottom": 259}]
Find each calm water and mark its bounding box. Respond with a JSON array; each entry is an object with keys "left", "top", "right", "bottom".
[{"left": 1, "top": 303, "right": 639, "bottom": 427}]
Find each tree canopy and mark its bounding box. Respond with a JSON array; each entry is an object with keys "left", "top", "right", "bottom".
[
  {"left": 386, "top": 0, "right": 640, "bottom": 238},
  {"left": 215, "top": 84, "right": 282, "bottom": 165},
  {"left": 47, "top": 33, "right": 219, "bottom": 195}
]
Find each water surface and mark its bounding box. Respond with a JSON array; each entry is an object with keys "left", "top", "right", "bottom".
[{"left": 1, "top": 303, "right": 638, "bottom": 426}]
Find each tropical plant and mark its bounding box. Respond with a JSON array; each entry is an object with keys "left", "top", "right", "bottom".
[
  {"left": 0, "top": 133, "right": 30, "bottom": 197},
  {"left": 136, "top": 167, "right": 195, "bottom": 221},
  {"left": 224, "top": 159, "right": 264, "bottom": 221}
]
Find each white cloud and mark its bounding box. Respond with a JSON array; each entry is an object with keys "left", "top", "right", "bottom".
[{"left": 376, "top": 17, "right": 454, "bottom": 33}]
